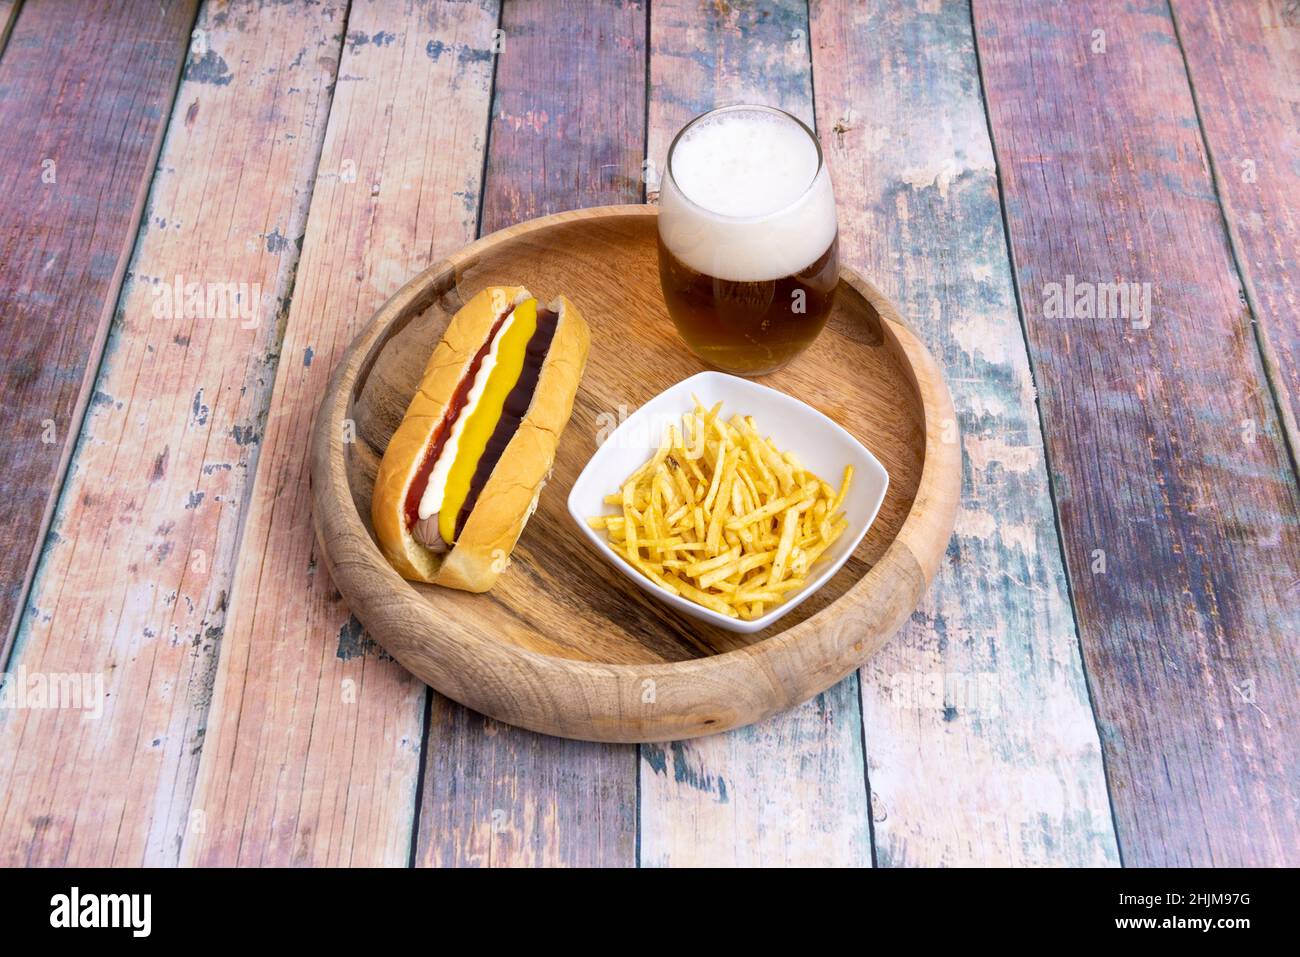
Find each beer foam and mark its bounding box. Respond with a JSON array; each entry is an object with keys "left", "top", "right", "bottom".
[{"left": 659, "top": 107, "right": 837, "bottom": 282}]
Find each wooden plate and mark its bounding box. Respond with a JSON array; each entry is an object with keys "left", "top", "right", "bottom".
[{"left": 310, "top": 205, "right": 959, "bottom": 742}]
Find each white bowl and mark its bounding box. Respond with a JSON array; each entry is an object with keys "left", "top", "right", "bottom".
[{"left": 567, "top": 371, "right": 889, "bottom": 634}]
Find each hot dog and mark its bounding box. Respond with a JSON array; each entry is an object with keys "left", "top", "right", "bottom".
[{"left": 371, "top": 286, "right": 590, "bottom": 590}]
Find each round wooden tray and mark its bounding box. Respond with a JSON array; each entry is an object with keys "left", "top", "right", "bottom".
[{"left": 310, "top": 205, "right": 958, "bottom": 742}]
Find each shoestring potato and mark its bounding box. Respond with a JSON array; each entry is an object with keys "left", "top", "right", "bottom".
[{"left": 588, "top": 398, "right": 852, "bottom": 621}]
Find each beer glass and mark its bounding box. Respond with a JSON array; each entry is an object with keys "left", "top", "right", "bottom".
[{"left": 657, "top": 104, "right": 838, "bottom": 376}]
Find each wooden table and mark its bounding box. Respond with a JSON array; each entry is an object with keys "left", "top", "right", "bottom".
[{"left": 0, "top": 0, "right": 1295, "bottom": 868}]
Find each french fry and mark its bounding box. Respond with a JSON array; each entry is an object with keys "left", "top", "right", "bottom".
[
  {"left": 684, "top": 546, "right": 741, "bottom": 579},
  {"left": 730, "top": 481, "right": 746, "bottom": 524},
  {"left": 734, "top": 579, "right": 806, "bottom": 603},
  {"left": 803, "top": 518, "right": 846, "bottom": 565},
  {"left": 702, "top": 441, "right": 726, "bottom": 511},
  {"left": 669, "top": 575, "right": 737, "bottom": 616},
  {"left": 830, "top": 464, "right": 854, "bottom": 515},
  {"left": 670, "top": 461, "right": 695, "bottom": 505},
  {"left": 769, "top": 506, "right": 799, "bottom": 586},
  {"left": 704, "top": 451, "right": 737, "bottom": 555},
  {"left": 699, "top": 556, "right": 746, "bottom": 589},
  {"left": 638, "top": 536, "right": 685, "bottom": 550},
  {"left": 629, "top": 558, "right": 680, "bottom": 596},
  {"left": 726, "top": 492, "right": 810, "bottom": 532},
  {"left": 737, "top": 549, "right": 777, "bottom": 576}
]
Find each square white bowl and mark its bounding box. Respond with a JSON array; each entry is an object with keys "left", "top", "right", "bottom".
[{"left": 567, "top": 371, "right": 889, "bottom": 634}]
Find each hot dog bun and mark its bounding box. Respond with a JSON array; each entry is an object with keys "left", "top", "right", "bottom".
[{"left": 371, "top": 286, "right": 590, "bottom": 590}]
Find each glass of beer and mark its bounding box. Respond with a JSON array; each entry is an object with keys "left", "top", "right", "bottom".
[{"left": 657, "top": 104, "right": 838, "bottom": 376}]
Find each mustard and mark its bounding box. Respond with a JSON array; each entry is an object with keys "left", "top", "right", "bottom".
[{"left": 438, "top": 298, "right": 539, "bottom": 543}]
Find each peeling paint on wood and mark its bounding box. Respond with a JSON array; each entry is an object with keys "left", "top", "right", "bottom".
[
  {"left": 812, "top": 0, "right": 1119, "bottom": 865},
  {"left": 181, "top": 0, "right": 500, "bottom": 867},
  {"left": 478, "top": 0, "right": 648, "bottom": 229},
  {"left": 0, "top": 0, "right": 348, "bottom": 868},
  {"left": 3, "top": 0, "right": 1293, "bottom": 868},
  {"left": 0, "top": 0, "right": 198, "bottom": 662},
  {"left": 1170, "top": 0, "right": 1300, "bottom": 463},
  {"left": 974, "top": 0, "right": 1300, "bottom": 865}
]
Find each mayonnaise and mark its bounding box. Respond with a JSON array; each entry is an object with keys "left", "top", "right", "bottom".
[{"left": 416, "top": 310, "right": 517, "bottom": 521}]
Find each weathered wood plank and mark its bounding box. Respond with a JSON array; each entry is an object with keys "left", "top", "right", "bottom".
[
  {"left": 636, "top": 0, "right": 872, "bottom": 868},
  {"left": 0, "top": 0, "right": 349, "bottom": 868},
  {"left": 0, "top": 1, "right": 21, "bottom": 55},
  {"left": 413, "top": 0, "right": 646, "bottom": 868},
  {"left": 477, "top": 0, "right": 647, "bottom": 229},
  {"left": 0, "top": 0, "right": 197, "bottom": 661},
  {"left": 973, "top": 0, "right": 1300, "bottom": 865},
  {"left": 180, "top": 0, "right": 500, "bottom": 867},
  {"left": 810, "top": 0, "right": 1118, "bottom": 866},
  {"left": 1171, "top": 0, "right": 1300, "bottom": 460}
]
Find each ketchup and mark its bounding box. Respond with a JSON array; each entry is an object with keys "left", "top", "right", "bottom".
[{"left": 403, "top": 306, "right": 514, "bottom": 529}]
